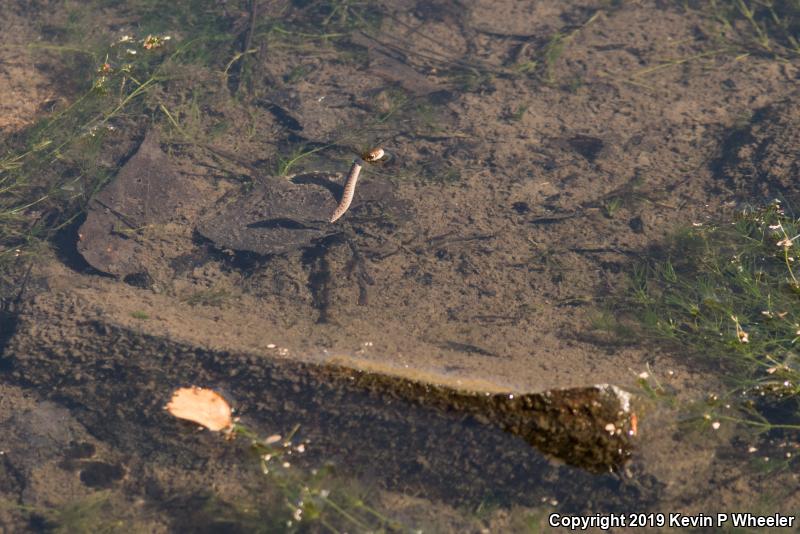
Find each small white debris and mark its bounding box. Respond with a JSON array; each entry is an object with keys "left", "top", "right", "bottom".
[
  {"left": 604, "top": 423, "right": 616, "bottom": 433},
  {"left": 711, "top": 421, "right": 721, "bottom": 430},
  {"left": 266, "top": 343, "right": 276, "bottom": 349},
  {"left": 265, "top": 434, "right": 282, "bottom": 445}
]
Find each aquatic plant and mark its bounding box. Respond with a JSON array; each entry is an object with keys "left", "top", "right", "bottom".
[
  {"left": 164, "top": 385, "right": 409, "bottom": 531},
  {"left": 624, "top": 202, "right": 800, "bottom": 455},
  {"left": 691, "top": 0, "right": 800, "bottom": 56},
  {"left": 0, "top": 29, "right": 182, "bottom": 269}
]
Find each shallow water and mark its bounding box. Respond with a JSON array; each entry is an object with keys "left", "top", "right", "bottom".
[{"left": 1, "top": 0, "right": 800, "bottom": 531}]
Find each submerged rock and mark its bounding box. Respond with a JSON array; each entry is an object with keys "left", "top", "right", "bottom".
[
  {"left": 196, "top": 173, "right": 339, "bottom": 256},
  {"left": 197, "top": 171, "right": 401, "bottom": 256},
  {"left": 77, "top": 130, "right": 199, "bottom": 276}
]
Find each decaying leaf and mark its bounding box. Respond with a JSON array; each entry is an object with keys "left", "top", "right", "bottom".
[{"left": 166, "top": 386, "right": 233, "bottom": 432}]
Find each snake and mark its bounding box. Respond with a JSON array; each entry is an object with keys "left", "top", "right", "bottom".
[{"left": 329, "top": 147, "right": 385, "bottom": 223}]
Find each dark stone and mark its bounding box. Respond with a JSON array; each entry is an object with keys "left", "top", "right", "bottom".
[
  {"left": 197, "top": 172, "right": 400, "bottom": 256},
  {"left": 77, "top": 130, "right": 201, "bottom": 276}
]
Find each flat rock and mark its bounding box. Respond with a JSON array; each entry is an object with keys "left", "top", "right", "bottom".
[
  {"left": 77, "top": 130, "right": 199, "bottom": 276},
  {"left": 197, "top": 171, "right": 400, "bottom": 255}
]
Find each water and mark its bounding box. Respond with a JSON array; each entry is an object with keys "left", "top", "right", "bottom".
[{"left": 1, "top": 0, "right": 800, "bottom": 531}]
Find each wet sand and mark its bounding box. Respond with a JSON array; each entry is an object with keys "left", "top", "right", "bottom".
[{"left": 2, "top": 0, "right": 800, "bottom": 530}]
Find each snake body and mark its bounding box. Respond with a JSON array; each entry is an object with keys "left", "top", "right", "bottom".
[
  {"left": 329, "top": 148, "right": 384, "bottom": 223},
  {"left": 329, "top": 158, "right": 364, "bottom": 223}
]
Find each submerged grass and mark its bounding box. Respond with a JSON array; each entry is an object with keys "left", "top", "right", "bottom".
[
  {"left": 0, "top": 3, "right": 427, "bottom": 530},
  {"left": 0, "top": 492, "right": 128, "bottom": 534},
  {"left": 622, "top": 202, "right": 800, "bottom": 453},
  {"left": 185, "top": 422, "right": 411, "bottom": 533},
  {"left": 692, "top": 0, "right": 800, "bottom": 56},
  {"left": 0, "top": 0, "right": 383, "bottom": 272},
  {"left": 0, "top": 27, "right": 207, "bottom": 270}
]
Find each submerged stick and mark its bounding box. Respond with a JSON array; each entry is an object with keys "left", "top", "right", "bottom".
[{"left": 329, "top": 147, "right": 385, "bottom": 223}]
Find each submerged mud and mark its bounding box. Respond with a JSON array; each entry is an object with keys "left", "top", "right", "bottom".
[
  {"left": 3, "top": 0, "right": 800, "bottom": 529},
  {"left": 4, "top": 294, "right": 655, "bottom": 514},
  {"left": 331, "top": 367, "right": 636, "bottom": 474},
  {"left": 713, "top": 95, "right": 800, "bottom": 199}
]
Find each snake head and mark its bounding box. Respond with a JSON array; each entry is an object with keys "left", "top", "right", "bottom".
[{"left": 362, "top": 147, "right": 386, "bottom": 163}]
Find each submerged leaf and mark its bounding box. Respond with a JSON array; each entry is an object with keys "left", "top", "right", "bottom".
[{"left": 166, "top": 387, "right": 233, "bottom": 432}]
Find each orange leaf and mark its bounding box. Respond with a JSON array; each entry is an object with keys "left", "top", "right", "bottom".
[{"left": 166, "top": 387, "right": 233, "bottom": 432}]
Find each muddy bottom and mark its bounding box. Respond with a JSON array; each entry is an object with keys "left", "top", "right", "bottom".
[{"left": 2, "top": 0, "right": 800, "bottom": 531}]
